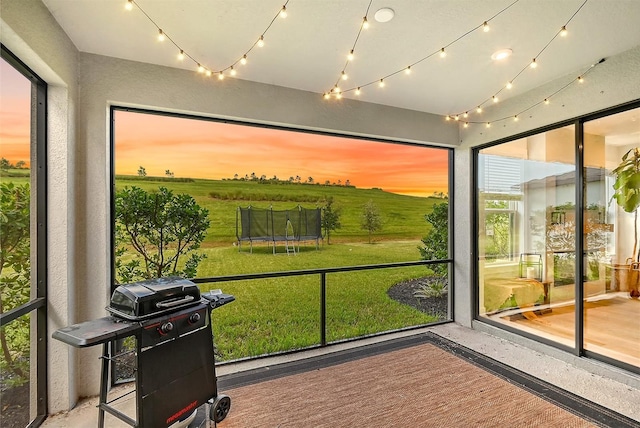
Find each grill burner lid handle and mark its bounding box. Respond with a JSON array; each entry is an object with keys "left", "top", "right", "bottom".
[{"left": 155, "top": 295, "right": 195, "bottom": 309}]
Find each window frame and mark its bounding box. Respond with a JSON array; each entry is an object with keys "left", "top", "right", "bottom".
[{"left": 0, "top": 44, "right": 48, "bottom": 426}]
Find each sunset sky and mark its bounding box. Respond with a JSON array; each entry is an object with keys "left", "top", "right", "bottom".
[
  {"left": 1, "top": 56, "right": 449, "bottom": 198},
  {"left": 115, "top": 111, "right": 449, "bottom": 198},
  {"left": 0, "top": 58, "right": 31, "bottom": 167}
]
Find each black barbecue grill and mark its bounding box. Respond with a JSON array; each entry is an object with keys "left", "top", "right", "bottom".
[{"left": 53, "top": 277, "right": 234, "bottom": 428}]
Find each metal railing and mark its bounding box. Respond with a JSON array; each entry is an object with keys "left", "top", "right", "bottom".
[{"left": 191, "top": 259, "right": 453, "bottom": 358}]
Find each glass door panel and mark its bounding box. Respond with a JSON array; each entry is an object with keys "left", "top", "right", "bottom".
[
  {"left": 583, "top": 108, "right": 640, "bottom": 367},
  {"left": 478, "top": 125, "right": 577, "bottom": 347}
]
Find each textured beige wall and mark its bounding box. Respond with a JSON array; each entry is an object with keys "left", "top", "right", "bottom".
[{"left": 1, "top": 0, "right": 80, "bottom": 413}]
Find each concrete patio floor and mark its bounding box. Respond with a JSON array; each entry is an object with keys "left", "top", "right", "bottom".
[{"left": 41, "top": 322, "right": 640, "bottom": 427}]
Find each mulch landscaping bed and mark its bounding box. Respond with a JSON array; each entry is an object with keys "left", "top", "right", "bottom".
[
  {"left": 387, "top": 277, "right": 448, "bottom": 319},
  {"left": 0, "top": 382, "right": 29, "bottom": 428}
]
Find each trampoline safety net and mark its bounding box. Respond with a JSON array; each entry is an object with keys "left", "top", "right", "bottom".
[{"left": 236, "top": 206, "right": 322, "bottom": 254}]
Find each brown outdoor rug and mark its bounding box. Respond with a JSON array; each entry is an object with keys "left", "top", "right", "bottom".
[{"left": 210, "top": 333, "right": 638, "bottom": 428}]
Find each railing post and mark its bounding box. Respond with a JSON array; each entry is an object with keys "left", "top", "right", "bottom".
[{"left": 320, "top": 272, "right": 326, "bottom": 346}]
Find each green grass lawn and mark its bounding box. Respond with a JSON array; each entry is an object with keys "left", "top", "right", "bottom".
[{"left": 200, "top": 242, "right": 441, "bottom": 360}]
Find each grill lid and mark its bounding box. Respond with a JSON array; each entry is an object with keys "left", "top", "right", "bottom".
[{"left": 107, "top": 277, "right": 201, "bottom": 321}]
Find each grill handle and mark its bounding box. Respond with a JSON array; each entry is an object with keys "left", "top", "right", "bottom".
[{"left": 155, "top": 295, "right": 195, "bottom": 309}]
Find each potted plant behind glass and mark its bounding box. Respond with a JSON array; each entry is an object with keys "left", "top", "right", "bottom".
[{"left": 610, "top": 147, "right": 640, "bottom": 297}]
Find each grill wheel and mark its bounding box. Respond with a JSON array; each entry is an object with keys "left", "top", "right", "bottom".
[{"left": 210, "top": 394, "right": 231, "bottom": 423}]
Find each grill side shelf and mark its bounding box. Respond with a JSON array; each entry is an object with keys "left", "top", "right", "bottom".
[{"left": 52, "top": 317, "right": 139, "bottom": 348}]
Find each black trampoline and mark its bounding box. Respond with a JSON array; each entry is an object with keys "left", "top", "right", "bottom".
[{"left": 236, "top": 206, "right": 322, "bottom": 254}]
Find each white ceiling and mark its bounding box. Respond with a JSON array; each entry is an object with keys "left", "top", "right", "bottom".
[{"left": 42, "top": 0, "right": 640, "bottom": 117}]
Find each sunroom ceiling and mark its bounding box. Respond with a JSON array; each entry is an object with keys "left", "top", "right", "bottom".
[{"left": 42, "top": 0, "right": 640, "bottom": 117}]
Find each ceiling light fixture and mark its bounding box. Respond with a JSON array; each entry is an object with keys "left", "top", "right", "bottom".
[
  {"left": 125, "top": 0, "right": 133, "bottom": 11},
  {"left": 482, "top": 21, "right": 490, "bottom": 32},
  {"left": 374, "top": 8, "right": 395, "bottom": 23},
  {"left": 491, "top": 48, "right": 512, "bottom": 61}
]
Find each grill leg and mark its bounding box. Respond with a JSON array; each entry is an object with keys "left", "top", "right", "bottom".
[{"left": 98, "top": 342, "right": 109, "bottom": 428}]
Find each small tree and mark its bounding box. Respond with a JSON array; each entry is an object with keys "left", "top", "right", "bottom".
[
  {"left": 15, "top": 161, "right": 26, "bottom": 169},
  {"left": 137, "top": 166, "right": 147, "bottom": 177},
  {"left": 0, "top": 158, "right": 11, "bottom": 171},
  {"left": 322, "top": 196, "right": 342, "bottom": 244},
  {"left": 361, "top": 200, "right": 382, "bottom": 244},
  {"left": 115, "top": 186, "right": 210, "bottom": 282},
  {"left": 165, "top": 169, "right": 174, "bottom": 178},
  {"left": 419, "top": 201, "right": 449, "bottom": 277},
  {"left": 0, "top": 182, "right": 31, "bottom": 384}
]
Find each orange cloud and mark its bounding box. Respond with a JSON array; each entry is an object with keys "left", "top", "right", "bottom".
[
  {"left": 114, "top": 111, "right": 449, "bottom": 197},
  {"left": 115, "top": 111, "right": 448, "bottom": 196}
]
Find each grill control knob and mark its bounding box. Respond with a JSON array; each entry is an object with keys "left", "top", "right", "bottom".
[
  {"left": 188, "top": 312, "right": 201, "bottom": 324},
  {"left": 159, "top": 322, "right": 174, "bottom": 335}
]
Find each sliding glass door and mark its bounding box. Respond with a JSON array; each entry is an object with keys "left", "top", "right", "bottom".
[
  {"left": 477, "top": 125, "right": 577, "bottom": 348},
  {"left": 583, "top": 108, "right": 640, "bottom": 367},
  {"left": 475, "top": 103, "right": 640, "bottom": 371}
]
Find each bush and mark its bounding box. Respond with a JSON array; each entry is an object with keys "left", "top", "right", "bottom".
[
  {"left": 413, "top": 278, "right": 448, "bottom": 299},
  {"left": 115, "top": 186, "right": 210, "bottom": 282}
]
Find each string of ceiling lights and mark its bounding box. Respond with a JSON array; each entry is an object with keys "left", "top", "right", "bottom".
[
  {"left": 324, "top": 0, "right": 594, "bottom": 129},
  {"left": 451, "top": 0, "right": 593, "bottom": 128},
  {"left": 123, "top": 0, "right": 599, "bottom": 129},
  {"left": 324, "top": 0, "right": 374, "bottom": 100},
  {"left": 463, "top": 57, "right": 605, "bottom": 128},
  {"left": 124, "top": 0, "right": 290, "bottom": 79},
  {"left": 324, "top": 0, "right": 521, "bottom": 100}
]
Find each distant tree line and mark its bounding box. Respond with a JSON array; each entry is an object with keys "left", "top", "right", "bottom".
[
  {"left": 224, "top": 172, "right": 354, "bottom": 187},
  {"left": 0, "top": 158, "right": 27, "bottom": 170}
]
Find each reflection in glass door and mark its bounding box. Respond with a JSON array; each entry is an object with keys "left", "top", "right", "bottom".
[
  {"left": 477, "top": 125, "right": 577, "bottom": 348},
  {"left": 583, "top": 108, "right": 640, "bottom": 367}
]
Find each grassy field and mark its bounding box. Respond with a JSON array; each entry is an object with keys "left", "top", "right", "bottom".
[
  {"left": 114, "top": 176, "right": 444, "bottom": 246},
  {"left": 198, "top": 241, "right": 441, "bottom": 360}
]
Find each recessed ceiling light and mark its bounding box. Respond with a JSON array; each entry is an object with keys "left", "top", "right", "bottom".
[
  {"left": 491, "top": 48, "right": 513, "bottom": 61},
  {"left": 374, "top": 8, "right": 395, "bottom": 23}
]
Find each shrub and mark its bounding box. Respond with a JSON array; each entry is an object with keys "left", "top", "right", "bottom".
[{"left": 413, "top": 279, "right": 448, "bottom": 299}]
